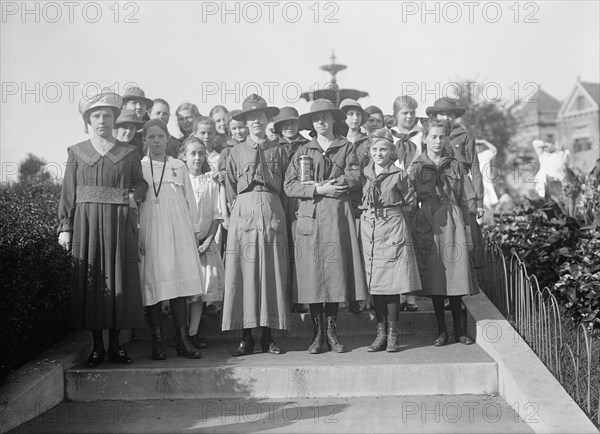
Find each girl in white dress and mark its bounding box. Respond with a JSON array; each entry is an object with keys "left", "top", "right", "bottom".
[
  {"left": 139, "top": 119, "right": 204, "bottom": 360},
  {"left": 182, "top": 136, "right": 225, "bottom": 349}
]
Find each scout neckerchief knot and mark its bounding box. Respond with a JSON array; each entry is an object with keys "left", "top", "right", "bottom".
[
  {"left": 417, "top": 157, "right": 456, "bottom": 203},
  {"left": 364, "top": 167, "right": 391, "bottom": 210},
  {"left": 391, "top": 130, "right": 419, "bottom": 143},
  {"left": 252, "top": 142, "right": 272, "bottom": 185},
  {"left": 320, "top": 150, "right": 334, "bottom": 180}
]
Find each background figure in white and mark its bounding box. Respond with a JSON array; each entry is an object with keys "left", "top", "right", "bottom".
[
  {"left": 532, "top": 139, "right": 570, "bottom": 198},
  {"left": 475, "top": 139, "right": 499, "bottom": 221}
]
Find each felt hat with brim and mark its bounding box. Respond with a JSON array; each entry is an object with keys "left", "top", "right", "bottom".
[
  {"left": 425, "top": 97, "right": 466, "bottom": 117},
  {"left": 299, "top": 99, "right": 346, "bottom": 131},
  {"left": 273, "top": 107, "right": 300, "bottom": 134},
  {"left": 79, "top": 87, "right": 122, "bottom": 121},
  {"left": 339, "top": 98, "right": 368, "bottom": 125},
  {"left": 114, "top": 109, "right": 145, "bottom": 128},
  {"left": 121, "top": 86, "right": 154, "bottom": 109},
  {"left": 233, "top": 94, "right": 279, "bottom": 122}
]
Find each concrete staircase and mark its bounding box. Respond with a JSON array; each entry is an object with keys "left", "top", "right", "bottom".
[
  {"left": 65, "top": 299, "right": 498, "bottom": 401},
  {"left": 13, "top": 300, "right": 536, "bottom": 433}
]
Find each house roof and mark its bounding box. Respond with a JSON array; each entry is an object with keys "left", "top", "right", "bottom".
[
  {"left": 519, "top": 88, "right": 561, "bottom": 114},
  {"left": 581, "top": 81, "right": 600, "bottom": 105}
]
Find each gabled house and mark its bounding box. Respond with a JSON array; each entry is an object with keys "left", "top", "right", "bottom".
[
  {"left": 510, "top": 88, "right": 561, "bottom": 165},
  {"left": 557, "top": 80, "right": 600, "bottom": 174}
]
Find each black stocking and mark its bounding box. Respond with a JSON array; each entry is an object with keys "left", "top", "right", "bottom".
[
  {"left": 431, "top": 296, "right": 447, "bottom": 335},
  {"left": 373, "top": 295, "right": 387, "bottom": 322},
  {"left": 386, "top": 295, "right": 401, "bottom": 322},
  {"left": 449, "top": 296, "right": 463, "bottom": 337}
]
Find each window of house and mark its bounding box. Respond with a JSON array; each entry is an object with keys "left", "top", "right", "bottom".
[
  {"left": 573, "top": 137, "right": 592, "bottom": 152},
  {"left": 576, "top": 94, "right": 590, "bottom": 111}
]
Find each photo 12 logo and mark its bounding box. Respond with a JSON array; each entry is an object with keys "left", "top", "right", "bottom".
[
  {"left": 1, "top": 2, "right": 140, "bottom": 24},
  {"left": 200, "top": 1, "right": 340, "bottom": 24},
  {"left": 1, "top": 81, "right": 140, "bottom": 104},
  {"left": 401, "top": 1, "right": 540, "bottom": 24}
]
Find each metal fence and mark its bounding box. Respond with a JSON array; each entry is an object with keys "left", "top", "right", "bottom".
[{"left": 481, "top": 235, "right": 599, "bottom": 426}]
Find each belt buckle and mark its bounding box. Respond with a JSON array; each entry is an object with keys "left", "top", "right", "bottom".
[{"left": 375, "top": 208, "right": 385, "bottom": 219}]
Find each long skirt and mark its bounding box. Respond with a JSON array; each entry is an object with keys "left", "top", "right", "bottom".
[
  {"left": 412, "top": 199, "right": 479, "bottom": 297},
  {"left": 222, "top": 191, "right": 289, "bottom": 331},
  {"left": 70, "top": 203, "right": 145, "bottom": 330},
  {"left": 361, "top": 209, "right": 422, "bottom": 295}
]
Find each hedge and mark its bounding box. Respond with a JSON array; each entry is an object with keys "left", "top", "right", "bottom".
[{"left": 0, "top": 182, "right": 71, "bottom": 381}]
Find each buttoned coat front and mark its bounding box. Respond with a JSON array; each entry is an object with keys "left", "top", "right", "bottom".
[
  {"left": 284, "top": 137, "right": 367, "bottom": 304},
  {"left": 221, "top": 138, "right": 290, "bottom": 331}
]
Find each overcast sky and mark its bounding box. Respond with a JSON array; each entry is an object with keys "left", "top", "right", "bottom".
[{"left": 1, "top": 0, "right": 599, "bottom": 182}]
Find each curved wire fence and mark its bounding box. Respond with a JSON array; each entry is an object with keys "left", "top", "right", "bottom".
[{"left": 481, "top": 235, "right": 599, "bottom": 426}]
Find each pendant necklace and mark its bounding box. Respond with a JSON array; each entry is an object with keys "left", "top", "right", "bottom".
[{"left": 150, "top": 155, "right": 167, "bottom": 204}]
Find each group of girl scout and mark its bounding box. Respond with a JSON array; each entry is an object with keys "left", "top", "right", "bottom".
[
  {"left": 219, "top": 93, "right": 482, "bottom": 358},
  {"left": 61, "top": 89, "right": 483, "bottom": 367}
]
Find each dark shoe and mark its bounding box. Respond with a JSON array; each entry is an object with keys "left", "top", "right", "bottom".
[
  {"left": 150, "top": 329, "right": 167, "bottom": 360},
  {"left": 325, "top": 315, "right": 345, "bottom": 353},
  {"left": 146, "top": 304, "right": 167, "bottom": 360},
  {"left": 308, "top": 314, "right": 325, "bottom": 354},
  {"left": 206, "top": 304, "right": 220, "bottom": 317},
  {"left": 405, "top": 302, "right": 419, "bottom": 312},
  {"left": 232, "top": 339, "right": 255, "bottom": 357},
  {"left": 386, "top": 321, "right": 401, "bottom": 352},
  {"left": 189, "top": 333, "right": 208, "bottom": 349},
  {"left": 455, "top": 334, "right": 474, "bottom": 345},
  {"left": 348, "top": 301, "right": 364, "bottom": 314},
  {"left": 367, "top": 322, "right": 387, "bottom": 352},
  {"left": 434, "top": 332, "right": 449, "bottom": 347},
  {"left": 175, "top": 329, "right": 201, "bottom": 359},
  {"left": 86, "top": 349, "right": 105, "bottom": 367},
  {"left": 107, "top": 346, "right": 132, "bottom": 364},
  {"left": 261, "top": 341, "right": 281, "bottom": 354},
  {"left": 291, "top": 303, "right": 308, "bottom": 313},
  {"left": 171, "top": 298, "right": 201, "bottom": 359}
]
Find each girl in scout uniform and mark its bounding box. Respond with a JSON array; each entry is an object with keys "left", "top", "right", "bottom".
[
  {"left": 222, "top": 94, "right": 289, "bottom": 357},
  {"left": 360, "top": 129, "right": 422, "bottom": 352},
  {"left": 284, "top": 99, "right": 367, "bottom": 354}
]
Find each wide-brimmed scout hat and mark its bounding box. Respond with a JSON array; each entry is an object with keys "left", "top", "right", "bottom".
[
  {"left": 121, "top": 86, "right": 154, "bottom": 109},
  {"left": 114, "top": 109, "right": 145, "bottom": 128},
  {"left": 298, "top": 99, "right": 346, "bottom": 131},
  {"left": 272, "top": 107, "right": 301, "bottom": 134},
  {"left": 79, "top": 87, "right": 122, "bottom": 121},
  {"left": 233, "top": 94, "right": 280, "bottom": 122},
  {"left": 425, "top": 97, "right": 466, "bottom": 118},
  {"left": 339, "top": 98, "right": 369, "bottom": 125}
]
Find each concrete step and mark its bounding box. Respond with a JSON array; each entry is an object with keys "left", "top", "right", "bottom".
[
  {"left": 133, "top": 298, "right": 455, "bottom": 342},
  {"left": 13, "top": 395, "right": 532, "bottom": 433},
  {"left": 65, "top": 335, "right": 497, "bottom": 401}
]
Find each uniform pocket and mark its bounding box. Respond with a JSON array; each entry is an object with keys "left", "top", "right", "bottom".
[
  {"left": 382, "top": 231, "right": 406, "bottom": 263},
  {"left": 236, "top": 211, "right": 255, "bottom": 232},
  {"left": 296, "top": 216, "right": 316, "bottom": 236},
  {"left": 269, "top": 212, "right": 283, "bottom": 233}
]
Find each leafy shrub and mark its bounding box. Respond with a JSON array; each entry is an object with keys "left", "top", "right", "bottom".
[
  {"left": 0, "top": 182, "right": 71, "bottom": 381},
  {"left": 485, "top": 172, "right": 600, "bottom": 331}
]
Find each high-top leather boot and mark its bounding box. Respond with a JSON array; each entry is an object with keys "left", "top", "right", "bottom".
[
  {"left": 146, "top": 303, "right": 167, "bottom": 360},
  {"left": 308, "top": 313, "right": 324, "bottom": 354},
  {"left": 325, "top": 315, "right": 345, "bottom": 353},
  {"left": 368, "top": 322, "right": 387, "bottom": 352}
]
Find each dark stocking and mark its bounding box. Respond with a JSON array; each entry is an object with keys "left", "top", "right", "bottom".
[
  {"left": 449, "top": 296, "right": 463, "bottom": 337},
  {"left": 431, "top": 296, "right": 447, "bottom": 334}
]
